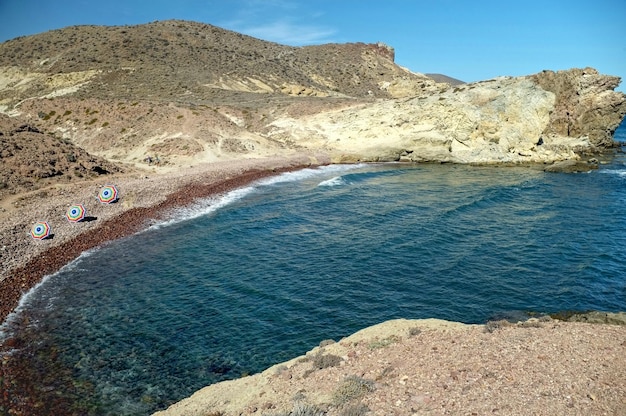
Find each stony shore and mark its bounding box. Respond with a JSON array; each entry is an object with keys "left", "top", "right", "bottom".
[{"left": 0, "top": 155, "right": 322, "bottom": 323}]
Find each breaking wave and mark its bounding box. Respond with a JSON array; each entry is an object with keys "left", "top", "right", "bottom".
[{"left": 318, "top": 176, "right": 347, "bottom": 187}]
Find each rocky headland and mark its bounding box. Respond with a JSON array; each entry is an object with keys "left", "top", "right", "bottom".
[{"left": 0, "top": 19, "right": 625, "bottom": 416}]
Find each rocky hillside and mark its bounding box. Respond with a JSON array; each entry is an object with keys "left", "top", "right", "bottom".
[
  {"left": 0, "top": 20, "right": 447, "bottom": 199},
  {"left": 0, "top": 20, "right": 625, "bottom": 200},
  {"left": 0, "top": 19, "right": 438, "bottom": 105},
  {"left": 0, "top": 114, "right": 124, "bottom": 200},
  {"left": 268, "top": 68, "right": 626, "bottom": 164}
]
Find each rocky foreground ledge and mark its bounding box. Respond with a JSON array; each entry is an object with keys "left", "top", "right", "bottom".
[{"left": 154, "top": 315, "right": 626, "bottom": 416}]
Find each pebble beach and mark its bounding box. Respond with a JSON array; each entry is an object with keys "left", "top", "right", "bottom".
[{"left": 0, "top": 156, "right": 320, "bottom": 323}]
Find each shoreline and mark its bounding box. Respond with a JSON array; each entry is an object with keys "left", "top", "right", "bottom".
[
  {"left": 0, "top": 156, "right": 322, "bottom": 324},
  {"left": 1, "top": 156, "right": 625, "bottom": 415},
  {"left": 3, "top": 155, "right": 625, "bottom": 325}
]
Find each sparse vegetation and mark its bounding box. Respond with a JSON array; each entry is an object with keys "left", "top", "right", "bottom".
[
  {"left": 266, "top": 402, "right": 325, "bottom": 416},
  {"left": 312, "top": 353, "right": 342, "bottom": 370},
  {"left": 42, "top": 110, "right": 56, "bottom": 120},
  {"left": 408, "top": 327, "right": 422, "bottom": 336},
  {"left": 332, "top": 375, "right": 375, "bottom": 406},
  {"left": 484, "top": 319, "right": 513, "bottom": 333},
  {"left": 518, "top": 318, "right": 544, "bottom": 329},
  {"left": 367, "top": 335, "right": 399, "bottom": 350},
  {"left": 484, "top": 317, "right": 547, "bottom": 333},
  {"left": 338, "top": 402, "right": 370, "bottom": 416}
]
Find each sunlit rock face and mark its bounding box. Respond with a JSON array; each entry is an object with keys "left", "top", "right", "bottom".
[
  {"left": 268, "top": 68, "right": 626, "bottom": 164},
  {"left": 531, "top": 67, "right": 626, "bottom": 147}
]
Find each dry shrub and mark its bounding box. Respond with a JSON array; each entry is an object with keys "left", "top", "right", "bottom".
[
  {"left": 312, "top": 353, "right": 342, "bottom": 370},
  {"left": 367, "top": 335, "right": 399, "bottom": 350},
  {"left": 339, "top": 402, "right": 369, "bottom": 416},
  {"left": 265, "top": 401, "right": 324, "bottom": 416},
  {"left": 484, "top": 319, "right": 513, "bottom": 333},
  {"left": 332, "top": 375, "right": 375, "bottom": 406},
  {"left": 408, "top": 327, "right": 422, "bottom": 336}
]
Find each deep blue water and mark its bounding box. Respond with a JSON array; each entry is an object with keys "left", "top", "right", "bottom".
[{"left": 2, "top": 123, "right": 626, "bottom": 415}]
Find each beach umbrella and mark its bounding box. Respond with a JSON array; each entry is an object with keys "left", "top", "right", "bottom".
[
  {"left": 66, "top": 204, "right": 86, "bottom": 222},
  {"left": 31, "top": 221, "right": 51, "bottom": 240},
  {"left": 98, "top": 185, "right": 118, "bottom": 204}
]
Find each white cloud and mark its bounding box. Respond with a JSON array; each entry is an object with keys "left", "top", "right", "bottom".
[
  {"left": 213, "top": 0, "right": 336, "bottom": 46},
  {"left": 238, "top": 20, "right": 336, "bottom": 45}
]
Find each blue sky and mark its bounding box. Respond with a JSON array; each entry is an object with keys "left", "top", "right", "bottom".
[{"left": 0, "top": 0, "right": 624, "bottom": 91}]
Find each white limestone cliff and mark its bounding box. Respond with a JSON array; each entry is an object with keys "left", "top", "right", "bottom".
[{"left": 266, "top": 69, "right": 626, "bottom": 165}]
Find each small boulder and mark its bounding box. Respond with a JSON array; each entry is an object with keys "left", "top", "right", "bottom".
[{"left": 544, "top": 159, "right": 599, "bottom": 173}]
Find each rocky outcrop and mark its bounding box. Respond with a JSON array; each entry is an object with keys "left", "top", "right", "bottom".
[
  {"left": 532, "top": 67, "right": 626, "bottom": 147},
  {"left": 543, "top": 158, "right": 599, "bottom": 173},
  {"left": 0, "top": 114, "right": 125, "bottom": 199},
  {"left": 153, "top": 317, "right": 626, "bottom": 416},
  {"left": 266, "top": 68, "right": 626, "bottom": 164}
]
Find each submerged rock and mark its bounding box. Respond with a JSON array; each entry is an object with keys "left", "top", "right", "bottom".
[
  {"left": 543, "top": 159, "right": 599, "bottom": 173},
  {"left": 552, "top": 311, "right": 626, "bottom": 325}
]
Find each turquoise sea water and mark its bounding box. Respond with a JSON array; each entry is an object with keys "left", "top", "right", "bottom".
[{"left": 2, "top": 122, "right": 626, "bottom": 415}]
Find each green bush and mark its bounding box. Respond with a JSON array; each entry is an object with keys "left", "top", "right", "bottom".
[{"left": 42, "top": 110, "right": 56, "bottom": 120}]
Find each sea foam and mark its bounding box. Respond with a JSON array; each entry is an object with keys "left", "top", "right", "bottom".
[
  {"left": 154, "top": 164, "right": 366, "bottom": 229},
  {"left": 318, "top": 176, "right": 347, "bottom": 187},
  {"left": 0, "top": 249, "right": 97, "bottom": 341}
]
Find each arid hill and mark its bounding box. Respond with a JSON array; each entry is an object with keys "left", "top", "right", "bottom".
[
  {"left": 0, "top": 114, "right": 124, "bottom": 199},
  {"left": 0, "top": 20, "right": 450, "bottom": 199},
  {"left": 0, "top": 19, "right": 439, "bottom": 105},
  {"left": 0, "top": 20, "right": 625, "bottom": 200}
]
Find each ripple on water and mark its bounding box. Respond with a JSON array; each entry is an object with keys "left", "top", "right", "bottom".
[{"left": 2, "top": 157, "right": 626, "bottom": 415}]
